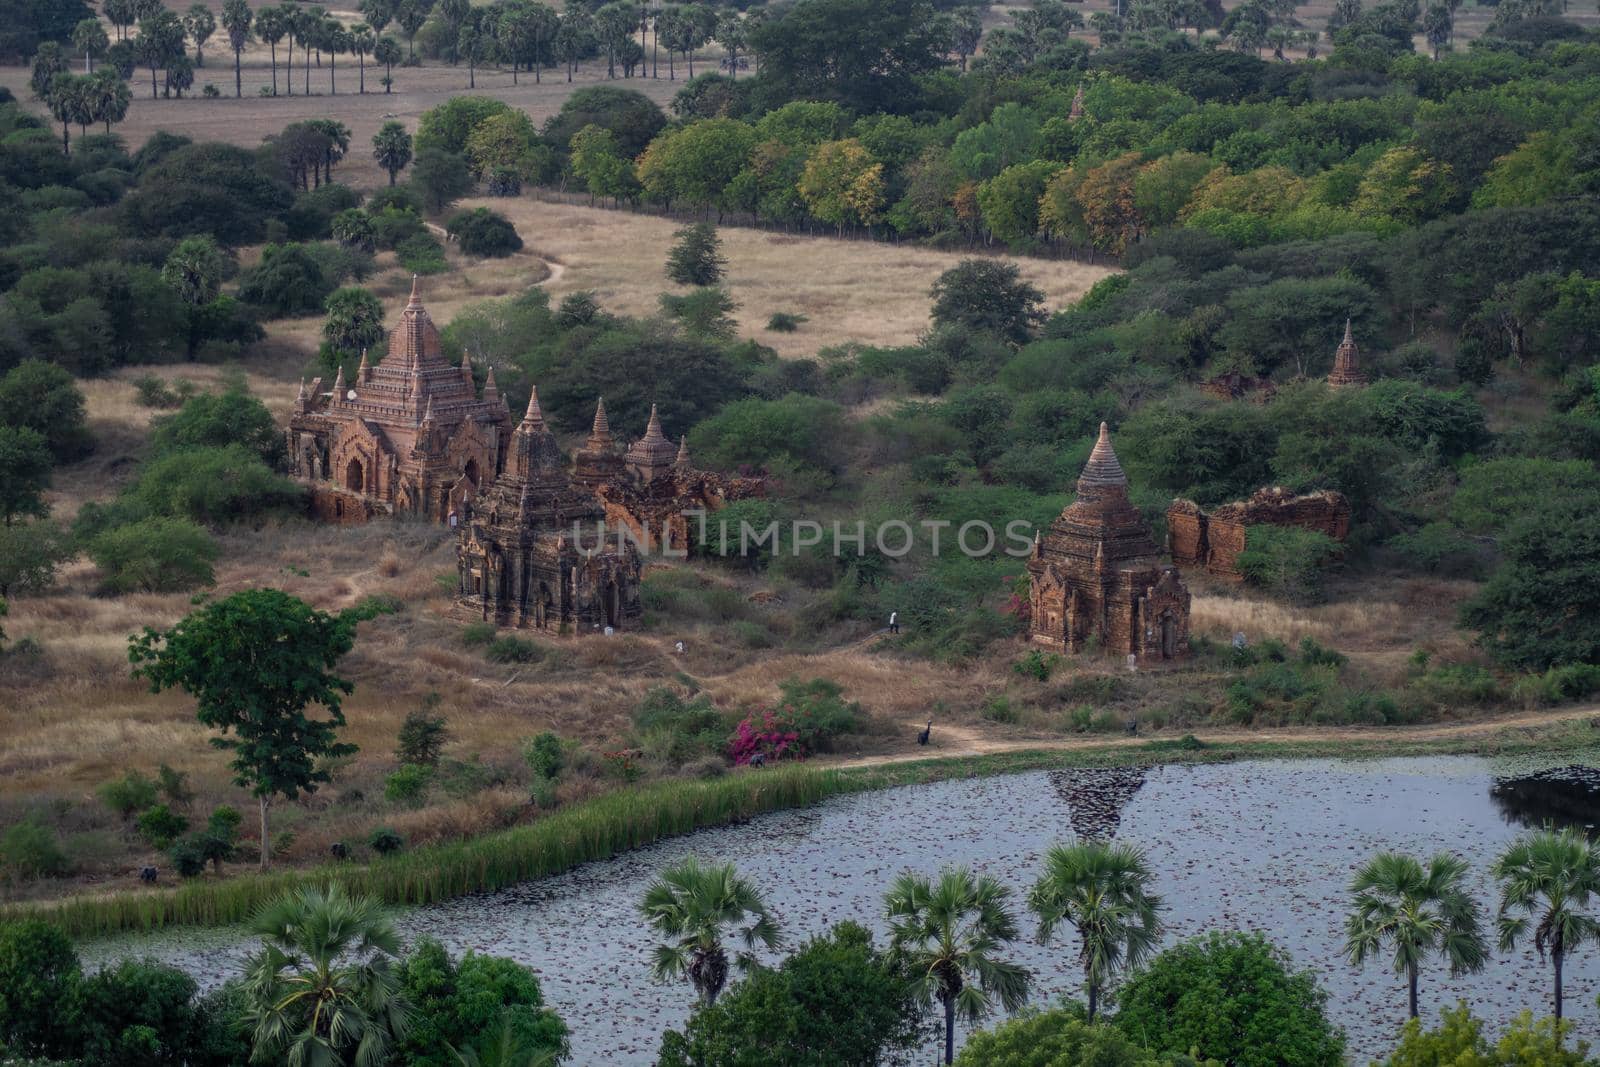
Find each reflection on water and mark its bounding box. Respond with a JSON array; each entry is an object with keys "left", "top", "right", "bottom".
[
  {"left": 1050, "top": 766, "right": 1146, "bottom": 839},
  {"left": 1490, "top": 765, "right": 1600, "bottom": 830},
  {"left": 82, "top": 756, "right": 1600, "bottom": 1065}
]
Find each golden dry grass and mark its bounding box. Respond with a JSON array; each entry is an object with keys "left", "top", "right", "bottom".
[{"left": 477, "top": 198, "right": 1115, "bottom": 358}]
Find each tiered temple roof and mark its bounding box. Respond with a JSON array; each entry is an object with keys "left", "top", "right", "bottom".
[{"left": 1327, "top": 319, "right": 1367, "bottom": 388}]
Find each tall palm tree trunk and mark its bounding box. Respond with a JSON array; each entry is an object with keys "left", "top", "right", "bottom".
[
  {"left": 1087, "top": 977, "right": 1099, "bottom": 1022},
  {"left": 234, "top": 49, "right": 242, "bottom": 96},
  {"left": 1407, "top": 962, "right": 1419, "bottom": 1018},
  {"left": 1554, "top": 949, "right": 1564, "bottom": 1020},
  {"left": 943, "top": 997, "right": 956, "bottom": 1065},
  {"left": 269, "top": 43, "right": 277, "bottom": 94},
  {"left": 259, "top": 796, "right": 271, "bottom": 868}
]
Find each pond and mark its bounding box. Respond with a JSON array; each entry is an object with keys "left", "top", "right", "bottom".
[{"left": 84, "top": 755, "right": 1600, "bottom": 1064}]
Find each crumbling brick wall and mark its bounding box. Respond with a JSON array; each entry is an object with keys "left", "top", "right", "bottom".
[
  {"left": 1166, "top": 488, "right": 1350, "bottom": 578},
  {"left": 308, "top": 486, "right": 389, "bottom": 526}
]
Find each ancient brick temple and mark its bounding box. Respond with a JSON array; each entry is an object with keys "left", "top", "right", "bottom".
[
  {"left": 1167, "top": 488, "right": 1351, "bottom": 579},
  {"left": 1028, "top": 423, "right": 1191, "bottom": 661},
  {"left": 286, "top": 277, "right": 511, "bottom": 524},
  {"left": 285, "top": 283, "right": 765, "bottom": 633},
  {"left": 456, "top": 389, "right": 643, "bottom": 633},
  {"left": 1327, "top": 319, "right": 1367, "bottom": 387}
]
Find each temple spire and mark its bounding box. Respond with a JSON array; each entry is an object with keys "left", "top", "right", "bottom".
[
  {"left": 483, "top": 366, "right": 499, "bottom": 403},
  {"left": 592, "top": 397, "right": 612, "bottom": 437},
  {"left": 408, "top": 273, "right": 421, "bottom": 307},
  {"left": 331, "top": 364, "right": 346, "bottom": 402},
  {"left": 421, "top": 394, "right": 436, "bottom": 424},
  {"left": 1078, "top": 422, "right": 1127, "bottom": 488},
  {"left": 645, "top": 403, "right": 663, "bottom": 439},
  {"left": 356, "top": 348, "right": 370, "bottom": 382},
  {"left": 520, "top": 386, "right": 545, "bottom": 429},
  {"left": 460, "top": 350, "right": 473, "bottom": 380},
  {"left": 296, "top": 377, "right": 307, "bottom": 401},
  {"left": 675, "top": 436, "right": 691, "bottom": 469},
  {"left": 1328, "top": 317, "right": 1367, "bottom": 388}
]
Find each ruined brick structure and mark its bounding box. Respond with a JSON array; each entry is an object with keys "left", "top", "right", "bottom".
[
  {"left": 1167, "top": 487, "right": 1351, "bottom": 578},
  {"left": 1327, "top": 319, "right": 1367, "bottom": 388},
  {"left": 286, "top": 277, "right": 511, "bottom": 524},
  {"left": 1028, "top": 423, "right": 1191, "bottom": 661},
  {"left": 285, "top": 281, "right": 762, "bottom": 634},
  {"left": 1199, "top": 370, "right": 1277, "bottom": 403}
]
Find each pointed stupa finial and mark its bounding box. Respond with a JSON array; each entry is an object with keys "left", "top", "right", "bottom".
[
  {"left": 460, "top": 350, "right": 473, "bottom": 379},
  {"left": 422, "top": 393, "right": 436, "bottom": 424},
  {"left": 1078, "top": 421, "right": 1128, "bottom": 489},
  {"left": 357, "top": 347, "right": 370, "bottom": 378},
  {"left": 483, "top": 365, "right": 499, "bottom": 401},
  {"left": 408, "top": 273, "right": 421, "bottom": 307},
  {"left": 645, "top": 403, "right": 664, "bottom": 439},
  {"left": 332, "top": 363, "right": 346, "bottom": 397},
  {"left": 296, "top": 377, "right": 307, "bottom": 400},
  {"left": 1342, "top": 317, "right": 1354, "bottom": 345},
  {"left": 521, "top": 385, "right": 544, "bottom": 428},
  {"left": 675, "top": 436, "right": 691, "bottom": 469},
  {"left": 592, "top": 397, "right": 611, "bottom": 436}
]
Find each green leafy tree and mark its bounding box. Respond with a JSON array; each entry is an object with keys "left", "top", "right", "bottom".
[
  {"left": 395, "top": 938, "right": 569, "bottom": 1067},
  {"left": 0, "top": 919, "right": 81, "bottom": 1058},
  {"left": 1114, "top": 932, "right": 1346, "bottom": 1067},
  {"left": 954, "top": 1011, "right": 1197, "bottom": 1067},
  {"left": 0, "top": 359, "right": 90, "bottom": 461},
  {"left": 640, "top": 855, "right": 782, "bottom": 1006},
  {"left": 930, "top": 259, "right": 1046, "bottom": 345},
  {"left": 1028, "top": 840, "right": 1165, "bottom": 1022},
  {"left": 885, "top": 865, "right": 1031, "bottom": 1064},
  {"left": 150, "top": 386, "right": 284, "bottom": 466},
  {"left": 1236, "top": 526, "right": 1341, "bottom": 604},
  {"left": 162, "top": 235, "right": 229, "bottom": 358},
  {"left": 1492, "top": 827, "right": 1600, "bottom": 1021},
  {"left": 374, "top": 119, "right": 414, "bottom": 185},
  {"left": 1461, "top": 495, "right": 1600, "bottom": 670},
  {"left": 1344, "top": 851, "right": 1488, "bottom": 1020},
  {"left": 0, "top": 426, "right": 52, "bottom": 528},
  {"left": 0, "top": 519, "right": 70, "bottom": 597},
  {"left": 413, "top": 147, "right": 474, "bottom": 213},
  {"left": 657, "top": 921, "right": 922, "bottom": 1067},
  {"left": 569, "top": 123, "right": 640, "bottom": 205},
  {"left": 665, "top": 222, "right": 725, "bottom": 286},
  {"left": 129, "top": 589, "right": 360, "bottom": 867},
  {"left": 242, "top": 885, "right": 412, "bottom": 1064}
]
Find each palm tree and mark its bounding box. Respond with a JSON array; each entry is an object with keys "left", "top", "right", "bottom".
[
  {"left": 1344, "top": 851, "right": 1488, "bottom": 1021},
  {"left": 184, "top": 3, "right": 216, "bottom": 67},
  {"left": 374, "top": 36, "right": 402, "bottom": 92},
  {"left": 373, "top": 119, "right": 413, "bottom": 184},
  {"left": 1494, "top": 827, "right": 1600, "bottom": 1021},
  {"left": 72, "top": 18, "right": 109, "bottom": 73},
  {"left": 256, "top": 6, "right": 285, "bottom": 95},
  {"left": 221, "top": 0, "right": 253, "bottom": 97},
  {"left": 885, "top": 866, "right": 1031, "bottom": 1065},
  {"left": 1028, "top": 840, "right": 1165, "bottom": 1022},
  {"left": 242, "top": 884, "right": 412, "bottom": 1066},
  {"left": 639, "top": 855, "right": 782, "bottom": 1006},
  {"left": 352, "top": 24, "right": 374, "bottom": 92}
]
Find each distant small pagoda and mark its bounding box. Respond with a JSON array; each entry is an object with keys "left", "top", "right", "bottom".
[{"left": 1327, "top": 319, "right": 1367, "bottom": 388}]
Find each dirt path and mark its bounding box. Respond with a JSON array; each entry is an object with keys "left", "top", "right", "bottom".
[{"left": 823, "top": 705, "right": 1600, "bottom": 770}]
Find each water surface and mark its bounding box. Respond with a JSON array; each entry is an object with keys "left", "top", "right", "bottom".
[{"left": 86, "top": 755, "right": 1600, "bottom": 1064}]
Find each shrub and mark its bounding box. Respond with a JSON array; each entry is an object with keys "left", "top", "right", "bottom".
[
  {"left": 1013, "top": 649, "right": 1058, "bottom": 681},
  {"left": 368, "top": 827, "right": 405, "bottom": 855},
  {"left": 461, "top": 622, "right": 496, "bottom": 646},
  {"left": 955, "top": 1012, "right": 1168, "bottom": 1066},
  {"left": 0, "top": 814, "right": 69, "bottom": 883},
  {"left": 1297, "top": 637, "right": 1347, "bottom": 668},
  {"left": 766, "top": 311, "right": 807, "bottom": 332},
  {"left": 445, "top": 207, "right": 523, "bottom": 257},
  {"left": 523, "top": 732, "right": 565, "bottom": 781},
  {"left": 236, "top": 243, "right": 330, "bottom": 317},
  {"left": 385, "top": 764, "right": 435, "bottom": 807},
  {"left": 97, "top": 770, "right": 159, "bottom": 818},
  {"left": 981, "top": 695, "right": 1020, "bottom": 724},
  {"left": 397, "top": 697, "right": 450, "bottom": 767},
  {"left": 149, "top": 385, "right": 284, "bottom": 466},
  {"left": 135, "top": 804, "right": 190, "bottom": 849},
  {"left": 87, "top": 517, "right": 219, "bottom": 593},
  {"left": 125, "top": 445, "right": 303, "bottom": 525},
  {"left": 167, "top": 834, "right": 209, "bottom": 878},
  {"left": 398, "top": 232, "right": 449, "bottom": 275},
  {"left": 665, "top": 222, "right": 726, "bottom": 286},
  {"left": 77, "top": 957, "right": 202, "bottom": 1065},
  {"left": 1510, "top": 664, "right": 1600, "bottom": 709},
  {"left": 395, "top": 939, "right": 570, "bottom": 1067},
  {"left": 486, "top": 635, "right": 543, "bottom": 663},
  {"left": 156, "top": 763, "right": 194, "bottom": 808},
  {"left": 633, "top": 688, "right": 731, "bottom": 768},
  {"left": 133, "top": 374, "right": 196, "bottom": 409},
  {"left": 168, "top": 809, "right": 240, "bottom": 877},
  {"left": 1236, "top": 526, "right": 1340, "bottom": 603}
]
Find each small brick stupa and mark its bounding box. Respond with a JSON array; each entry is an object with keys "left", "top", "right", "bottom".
[
  {"left": 1027, "top": 423, "right": 1191, "bottom": 661},
  {"left": 1327, "top": 319, "right": 1367, "bottom": 388}
]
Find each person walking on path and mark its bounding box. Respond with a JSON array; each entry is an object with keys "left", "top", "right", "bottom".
[{"left": 888, "top": 611, "right": 900, "bottom": 634}]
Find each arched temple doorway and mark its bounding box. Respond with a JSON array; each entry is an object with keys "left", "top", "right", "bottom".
[{"left": 345, "top": 458, "right": 364, "bottom": 493}]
